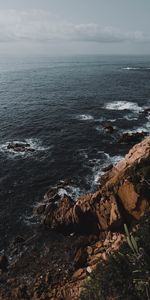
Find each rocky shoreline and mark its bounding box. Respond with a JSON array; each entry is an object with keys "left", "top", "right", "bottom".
[{"left": 0, "top": 136, "right": 150, "bottom": 299}]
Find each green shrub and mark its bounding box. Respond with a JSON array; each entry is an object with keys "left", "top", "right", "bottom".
[{"left": 80, "top": 211, "right": 150, "bottom": 300}]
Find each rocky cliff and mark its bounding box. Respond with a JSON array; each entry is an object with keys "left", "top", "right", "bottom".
[
  {"left": 0, "top": 136, "right": 150, "bottom": 300},
  {"left": 38, "top": 135, "right": 150, "bottom": 235}
]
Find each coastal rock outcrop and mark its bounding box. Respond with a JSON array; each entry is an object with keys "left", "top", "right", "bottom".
[
  {"left": 7, "top": 142, "right": 35, "bottom": 153},
  {"left": 36, "top": 136, "right": 150, "bottom": 235},
  {"left": 1, "top": 136, "right": 150, "bottom": 300},
  {"left": 118, "top": 131, "right": 148, "bottom": 144}
]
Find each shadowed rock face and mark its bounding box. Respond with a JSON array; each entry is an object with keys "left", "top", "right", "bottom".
[{"left": 36, "top": 136, "right": 150, "bottom": 235}]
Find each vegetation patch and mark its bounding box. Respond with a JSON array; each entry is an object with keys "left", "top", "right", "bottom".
[{"left": 80, "top": 211, "right": 150, "bottom": 300}]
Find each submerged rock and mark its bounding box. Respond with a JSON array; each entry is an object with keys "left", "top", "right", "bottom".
[{"left": 101, "top": 122, "right": 115, "bottom": 133}]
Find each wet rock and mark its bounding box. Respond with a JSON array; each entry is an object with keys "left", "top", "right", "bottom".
[
  {"left": 35, "top": 204, "right": 46, "bottom": 215},
  {"left": 142, "top": 107, "right": 150, "bottom": 115},
  {"left": 13, "top": 236, "right": 25, "bottom": 244},
  {"left": 102, "top": 164, "right": 113, "bottom": 172},
  {"left": 0, "top": 254, "right": 8, "bottom": 272},
  {"left": 7, "top": 142, "right": 35, "bottom": 153},
  {"left": 102, "top": 123, "right": 114, "bottom": 133},
  {"left": 118, "top": 131, "right": 148, "bottom": 144}
]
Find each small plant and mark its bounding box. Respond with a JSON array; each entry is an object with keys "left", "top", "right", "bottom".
[
  {"left": 124, "top": 223, "right": 150, "bottom": 300},
  {"left": 124, "top": 224, "right": 139, "bottom": 256}
]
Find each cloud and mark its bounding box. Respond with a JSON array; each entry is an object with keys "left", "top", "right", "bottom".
[{"left": 0, "top": 9, "right": 149, "bottom": 44}]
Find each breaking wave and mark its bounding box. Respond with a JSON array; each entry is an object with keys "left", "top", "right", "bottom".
[
  {"left": 104, "top": 101, "right": 142, "bottom": 112},
  {"left": 75, "top": 114, "right": 94, "bottom": 121}
]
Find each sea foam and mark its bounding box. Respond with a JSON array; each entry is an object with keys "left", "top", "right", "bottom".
[
  {"left": 76, "top": 114, "right": 94, "bottom": 121},
  {"left": 104, "top": 101, "right": 142, "bottom": 112}
]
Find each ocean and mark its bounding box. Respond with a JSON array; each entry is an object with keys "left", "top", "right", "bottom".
[{"left": 0, "top": 55, "right": 150, "bottom": 250}]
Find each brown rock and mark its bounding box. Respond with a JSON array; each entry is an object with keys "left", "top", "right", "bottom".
[
  {"left": 86, "top": 246, "right": 93, "bottom": 256},
  {"left": 88, "top": 253, "right": 102, "bottom": 266},
  {"left": 72, "top": 268, "right": 86, "bottom": 280},
  {"left": 11, "top": 285, "right": 28, "bottom": 299},
  {"left": 38, "top": 136, "right": 150, "bottom": 237}
]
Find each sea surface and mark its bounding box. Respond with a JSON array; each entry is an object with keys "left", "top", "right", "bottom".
[{"left": 0, "top": 55, "right": 150, "bottom": 250}]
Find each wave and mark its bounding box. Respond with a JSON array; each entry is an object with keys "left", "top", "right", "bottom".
[
  {"left": 57, "top": 185, "right": 82, "bottom": 201},
  {"left": 86, "top": 152, "right": 124, "bottom": 189},
  {"left": 111, "top": 155, "right": 124, "bottom": 165},
  {"left": 122, "top": 67, "right": 150, "bottom": 71},
  {"left": 76, "top": 114, "right": 94, "bottom": 121},
  {"left": 124, "top": 114, "right": 139, "bottom": 121},
  {"left": 104, "top": 101, "right": 142, "bottom": 112},
  {"left": 122, "top": 67, "right": 140, "bottom": 70},
  {"left": 122, "top": 126, "right": 149, "bottom": 134}
]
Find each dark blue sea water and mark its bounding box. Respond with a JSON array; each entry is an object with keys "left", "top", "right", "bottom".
[{"left": 0, "top": 55, "right": 150, "bottom": 249}]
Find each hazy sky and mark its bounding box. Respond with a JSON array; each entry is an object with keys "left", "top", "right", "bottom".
[{"left": 0, "top": 0, "right": 150, "bottom": 55}]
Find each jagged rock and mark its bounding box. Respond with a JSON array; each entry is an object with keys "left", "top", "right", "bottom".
[
  {"left": 35, "top": 204, "right": 46, "bottom": 215},
  {"left": 40, "top": 136, "right": 150, "bottom": 234},
  {"left": 72, "top": 268, "right": 86, "bottom": 280},
  {"left": 142, "top": 107, "right": 150, "bottom": 115},
  {"left": 118, "top": 131, "right": 148, "bottom": 144},
  {"left": 102, "top": 164, "right": 113, "bottom": 172},
  {"left": 7, "top": 142, "right": 35, "bottom": 153}
]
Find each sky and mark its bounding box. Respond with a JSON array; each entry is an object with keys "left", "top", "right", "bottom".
[{"left": 0, "top": 0, "right": 150, "bottom": 56}]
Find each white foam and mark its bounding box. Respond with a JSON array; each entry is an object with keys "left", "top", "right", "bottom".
[
  {"left": 76, "top": 114, "right": 94, "bottom": 121},
  {"left": 87, "top": 152, "right": 125, "bottom": 189},
  {"left": 104, "top": 101, "right": 142, "bottom": 112},
  {"left": 25, "top": 138, "right": 50, "bottom": 151},
  {"left": 58, "top": 185, "right": 82, "bottom": 201},
  {"left": 146, "top": 115, "right": 150, "bottom": 121},
  {"left": 123, "top": 67, "right": 150, "bottom": 71},
  {"left": 123, "top": 127, "right": 148, "bottom": 134},
  {"left": 124, "top": 114, "right": 138, "bottom": 121},
  {"left": 122, "top": 67, "right": 140, "bottom": 70},
  {"left": 111, "top": 155, "right": 124, "bottom": 165}
]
